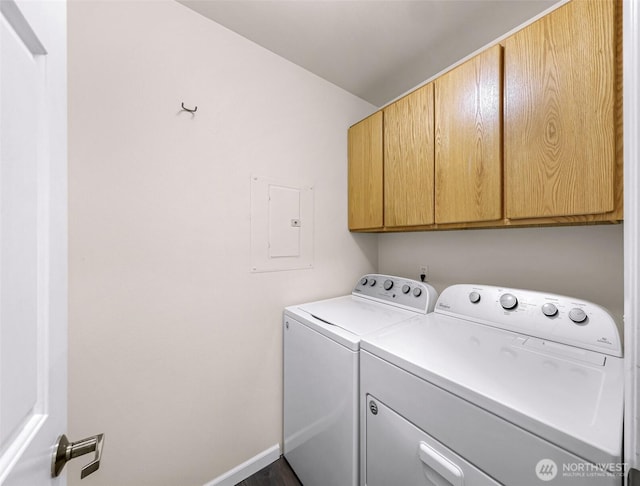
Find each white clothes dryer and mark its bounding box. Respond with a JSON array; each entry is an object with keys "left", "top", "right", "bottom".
[
  {"left": 360, "top": 284, "right": 624, "bottom": 486},
  {"left": 283, "top": 274, "right": 438, "bottom": 486}
]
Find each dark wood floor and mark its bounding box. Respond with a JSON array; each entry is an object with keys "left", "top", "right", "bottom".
[{"left": 236, "top": 457, "right": 302, "bottom": 486}]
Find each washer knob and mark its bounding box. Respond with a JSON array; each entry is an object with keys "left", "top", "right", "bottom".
[
  {"left": 413, "top": 287, "right": 422, "bottom": 297},
  {"left": 402, "top": 284, "right": 411, "bottom": 294},
  {"left": 569, "top": 308, "right": 588, "bottom": 324},
  {"left": 469, "top": 291, "right": 481, "bottom": 304},
  {"left": 384, "top": 279, "right": 393, "bottom": 290},
  {"left": 360, "top": 277, "right": 368, "bottom": 286},
  {"left": 369, "top": 279, "right": 376, "bottom": 287},
  {"left": 542, "top": 303, "right": 558, "bottom": 317},
  {"left": 500, "top": 293, "right": 518, "bottom": 310}
]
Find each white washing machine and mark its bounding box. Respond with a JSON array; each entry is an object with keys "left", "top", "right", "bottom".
[
  {"left": 283, "top": 274, "right": 438, "bottom": 486},
  {"left": 360, "top": 284, "right": 624, "bottom": 486}
]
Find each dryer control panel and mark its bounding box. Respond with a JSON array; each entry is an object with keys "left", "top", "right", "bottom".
[
  {"left": 353, "top": 274, "right": 438, "bottom": 314},
  {"left": 435, "top": 284, "right": 621, "bottom": 357}
]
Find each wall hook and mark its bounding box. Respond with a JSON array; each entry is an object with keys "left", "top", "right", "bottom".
[{"left": 181, "top": 102, "right": 197, "bottom": 113}]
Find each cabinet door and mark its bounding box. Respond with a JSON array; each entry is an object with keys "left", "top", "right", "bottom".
[
  {"left": 504, "top": 0, "right": 616, "bottom": 219},
  {"left": 384, "top": 83, "right": 435, "bottom": 227},
  {"left": 435, "top": 46, "right": 502, "bottom": 224},
  {"left": 348, "top": 112, "right": 383, "bottom": 230}
]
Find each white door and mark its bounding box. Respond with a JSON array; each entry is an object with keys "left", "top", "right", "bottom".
[
  {"left": 625, "top": 0, "right": 640, "bottom": 484},
  {"left": 0, "top": 0, "right": 68, "bottom": 484}
]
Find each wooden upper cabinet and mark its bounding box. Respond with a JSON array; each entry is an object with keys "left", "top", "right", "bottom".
[
  {"left": 504, "top": 0, "right": 616, "bottom": 219},
  {"left": 348, "top": 112, "right": 383, "bottom": 230},
  {"left": 435, "top": 45, "right": 503, "bottom": 224},
  {"left": 384, "top": 83, "right": 435, "bottom": 227}
]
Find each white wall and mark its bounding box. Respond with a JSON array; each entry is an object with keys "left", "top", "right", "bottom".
[
  {"left": 67, "top": 2, "right": 377, "bottom": 485},
  {"left": 379, "top": 224, "right": 624, "bottom": 331}
]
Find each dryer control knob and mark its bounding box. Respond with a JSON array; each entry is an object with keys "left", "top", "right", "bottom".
[
  {"left": 542, "top": 303, "right": 558, "bottom": 317},
  {"left": 569, "top": 308, "right": 588, "bottom": 324},
  {"left": 369, "top": 279, "right": 376, "bottom": 287},
  {"left": 469, "top": 291, "right": 481, "bottom": 304},
  {"left": 402, "top": 284, "right": 411, "bottom": 294},
  {"left": 500, "top": 293, "right": 518, "bottom": 310},
  {"left": 384, "top": 279, "right": 393, "bottom": 290},
  {"left": 360, "top": 277, "right": 368, "bottom": 286},
  {"left": 413, "top": 287, "right": 422, "bottom": 297}
]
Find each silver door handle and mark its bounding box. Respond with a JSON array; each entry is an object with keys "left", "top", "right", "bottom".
[{"left": 51, "top": 433, "right": 105, "bottom": 479}]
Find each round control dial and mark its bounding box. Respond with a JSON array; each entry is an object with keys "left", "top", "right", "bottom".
[
  {"left": 360, "top": 277, "right": 368, "bottom": 286},
  {"left": 402, "top": 284, "right": 411, "bottom": 294},
  {"left": 412, "top": 288, "right": 422, "bottom": 297},
  {"left": 369, "top": 279, "right": 376, "bottom": 287},
  {"left": 383, "top": 279, "right": 393, "bottom": 291},
  {"left": 569, "top": 308, "right": 588, "bottom": 324},
  {"left": 500, "top": 293, "right": 518, "bottom": 310},
  {"left": 541, "top": 303, "right": 558, "bottom": 317},
  {"left": 469, "top": 291, "right": 481, "bottom": 304}
]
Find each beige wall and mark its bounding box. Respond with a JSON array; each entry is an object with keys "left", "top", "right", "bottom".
[
  {"left": 379, "top": 224, "right": 624, "bottom": 332},
  {"left": 67, "top": 2, "right": 377, "bottom": 485}
]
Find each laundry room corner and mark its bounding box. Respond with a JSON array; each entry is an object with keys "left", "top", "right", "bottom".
[{"left": 66, "top": 1, "right": 377, "bottom": 485}]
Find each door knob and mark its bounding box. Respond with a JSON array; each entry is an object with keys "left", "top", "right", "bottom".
[{"left": 51, "top": 433, "right": 105, "bottom": 479}]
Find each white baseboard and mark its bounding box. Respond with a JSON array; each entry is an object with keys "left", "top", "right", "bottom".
[{"left": 203, "top": 444, "right": 281, "bottom": 486}]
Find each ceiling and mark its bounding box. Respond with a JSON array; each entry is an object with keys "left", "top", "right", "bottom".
[{"left": 178, "top": 0, "right": 561, "bottom": 107}]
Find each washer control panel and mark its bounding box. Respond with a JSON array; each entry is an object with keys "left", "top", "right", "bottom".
[
  {"left": 353, "top": 274, "right": 438, "bottom": 314},
  {"left": 436, "top": 284, "right": 621, "bottom": 357}
]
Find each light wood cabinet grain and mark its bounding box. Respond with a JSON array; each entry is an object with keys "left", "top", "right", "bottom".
[
  {"left": 348, "top": 112, "right": 383, "bottom": 230},
  {"left": 435, "top": 45, "right": 502, "bottom": 224},
  {"left": 504, "top": 0, "right": 616, "bottom": 219},
  {"left": 384, "top": 83, "right": 435, "bottom": 227},
  {"left": 346, "top": 0, "right": 621, "bottom": 233}
]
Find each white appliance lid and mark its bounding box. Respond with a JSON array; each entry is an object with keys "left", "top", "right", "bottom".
[
  {"left": 298, "top": 295, "right": 416, "bottom": 336},
  {"left": 361, "top": 313, "right": 624, "bottom": 465}
]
